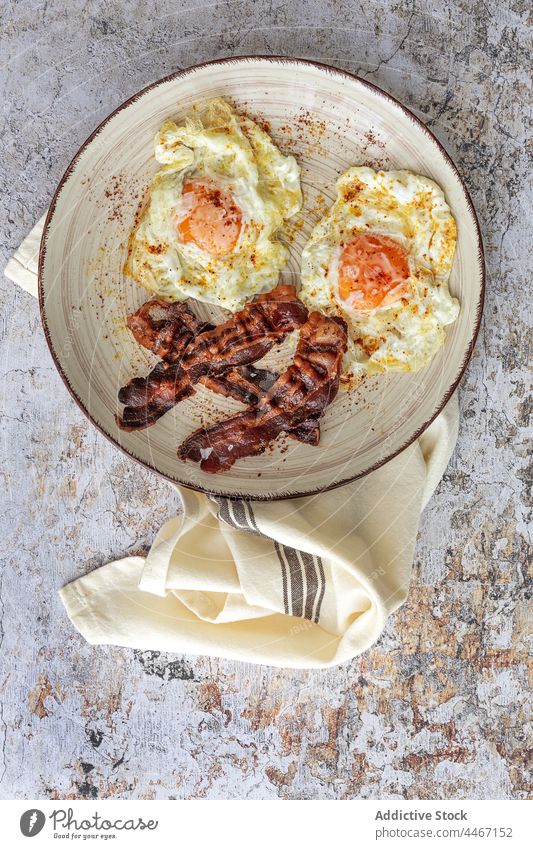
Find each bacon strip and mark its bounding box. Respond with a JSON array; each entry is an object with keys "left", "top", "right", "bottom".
[
  {"left": 177, "top": 312, "right": 347, "bottom": 472},
  {"left": 200, "top": 364, "right": 278, "bottom": 406},
  {"left": 201, "top": 369, "right": 320, "bottom": 447},
  {"left": 116, "top": 284, "right": 308, "bottom": 431},
  {"left": 126, "top": 299, "right": 211, "bottom": 362},
  {"left": 124, "top": 299, "right": 282, "bottom": 404}
]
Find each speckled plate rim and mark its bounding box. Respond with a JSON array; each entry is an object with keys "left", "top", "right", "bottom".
[{"left": 38, "top": 55, "right": 485, "bottom": 501}]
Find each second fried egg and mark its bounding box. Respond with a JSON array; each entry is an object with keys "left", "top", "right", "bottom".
[
  {"left": 126, "top": 98, "right": 302, "bottom": 311},
  {"left": 299, "top": 167, "right": 460, "bottom": 381}
]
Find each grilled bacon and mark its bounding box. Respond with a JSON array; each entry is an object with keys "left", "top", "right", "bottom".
[
  {"left": 200, "top": 365, "right": 278, "bottom": 406},
  {"left": 116, "top": 284, "right": 308, "bottom": 430},
  {"left": 123, "top": 299, "right": 280, "bottom": 404},
  {"left": 177, "top": 311, "right": 347, "bottom": 472},
  {"left": 126, "top": 299, "right": 211, "bottom": 363}
]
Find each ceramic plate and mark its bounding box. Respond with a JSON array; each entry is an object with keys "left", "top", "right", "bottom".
[{"left": 39, "top": 57, "right": 484, "bottom": 500}]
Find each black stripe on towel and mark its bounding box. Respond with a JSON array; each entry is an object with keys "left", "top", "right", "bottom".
[{"left": 211, "top": 497, "right": 326, "bottom": 624}]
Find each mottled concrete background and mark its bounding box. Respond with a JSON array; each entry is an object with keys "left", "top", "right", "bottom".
[{"left": 1, "top": 0, "right": 531, "bottom": 799}]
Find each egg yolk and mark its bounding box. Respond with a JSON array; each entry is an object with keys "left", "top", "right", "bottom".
[
  {"left": 175, "top": 179, "right": 242, "bottom": 257},
  {"left": 338, "top": 233, "right": 410, "bottom": 311}
]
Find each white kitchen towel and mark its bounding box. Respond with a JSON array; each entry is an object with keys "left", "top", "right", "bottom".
[
  {"left": 4, "top": 214, "right": 45, "bottom": 297},
  {"left": 5, "top": 217, "right": 459, "bottom": 668}
]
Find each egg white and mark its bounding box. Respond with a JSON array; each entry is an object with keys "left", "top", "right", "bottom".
[
  {"left": 299, "top": 167, "right": 460, "bottom": 381},
  {"left": 125, "top": 99, "right": 302, "bottom": 311}
]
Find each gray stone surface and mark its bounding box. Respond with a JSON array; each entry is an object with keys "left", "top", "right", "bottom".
[{"left": 1, "top": 0, "right": 531, "bottom": 800}]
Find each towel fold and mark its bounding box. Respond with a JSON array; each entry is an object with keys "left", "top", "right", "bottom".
[{"left": 5, "top": 216, "right": 458, "bottom": 668}]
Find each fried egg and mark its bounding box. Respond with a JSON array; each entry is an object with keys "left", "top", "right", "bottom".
[
  {"left": 299, "top": 167, "right": 460, "bottom": 381},
  {"left": 125, "top": 99, "right": 302, "bottom": 311}
]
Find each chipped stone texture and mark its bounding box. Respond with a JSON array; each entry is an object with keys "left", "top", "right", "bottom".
[{"left": 0, "top": 0, "right": 531, "bottom": 800}]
